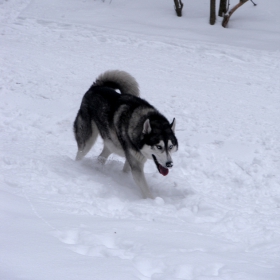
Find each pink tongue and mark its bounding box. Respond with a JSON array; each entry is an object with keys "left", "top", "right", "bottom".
[{"left": 159, "top": 165, "right": 169, "bottom": 176}]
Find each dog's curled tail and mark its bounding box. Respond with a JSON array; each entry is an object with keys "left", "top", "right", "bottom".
[{"left": 94, "top": 70, "right": 140, "bottom": 97}]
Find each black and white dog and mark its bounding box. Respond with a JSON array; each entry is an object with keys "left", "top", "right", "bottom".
[{"left": 74, "top": 70, "right": 178, "bottom": 198}]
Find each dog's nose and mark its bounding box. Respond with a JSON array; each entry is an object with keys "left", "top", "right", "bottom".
[{"left": 166, "top": 161, "right": 173, "bottom": 168}]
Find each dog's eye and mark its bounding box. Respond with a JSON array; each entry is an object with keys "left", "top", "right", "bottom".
[
  {"left": 169, "top": 145, "right": 173, "bottom": 150},
  {"left": 156, "top": 145, "right": 162, "bottom": 150}
]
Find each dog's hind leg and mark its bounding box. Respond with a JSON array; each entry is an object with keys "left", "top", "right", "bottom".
[{"left": 74, "top": 114, "right": 98, "bottom": 161}]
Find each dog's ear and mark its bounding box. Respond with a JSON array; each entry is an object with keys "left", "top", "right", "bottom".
[
  {"left": 170, "top": 118, "right": 176, "bottom": 132},
  {"left": 143, "top": 119, "right": 152, "bottom": 134}
]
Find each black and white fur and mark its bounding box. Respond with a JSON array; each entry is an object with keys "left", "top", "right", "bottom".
[{"left": 73, "top": 70, "right": 178, "bottom": 199}]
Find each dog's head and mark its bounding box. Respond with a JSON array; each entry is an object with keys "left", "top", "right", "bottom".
[{"left": 140, "top": 118, "right": 178, "bottom": 176}]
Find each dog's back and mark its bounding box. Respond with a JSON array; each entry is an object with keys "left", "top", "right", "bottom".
[{"left": 73, "top": 70, "right": 141, "bottom": 160}]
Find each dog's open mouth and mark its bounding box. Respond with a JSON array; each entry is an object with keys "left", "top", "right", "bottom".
[{"left": 152, "top": 155, "right": 169, "bottom": 176}]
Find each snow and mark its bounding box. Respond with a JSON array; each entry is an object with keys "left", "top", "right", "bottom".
[{"left": 1, "top": 0, "right": 280, "bottom": 279}]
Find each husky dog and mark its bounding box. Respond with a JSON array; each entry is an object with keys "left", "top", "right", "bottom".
[{"left": 73, "top": 70, "right": 178, "bottom": 199}]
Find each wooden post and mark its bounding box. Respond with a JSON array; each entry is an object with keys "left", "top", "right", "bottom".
[
  {"left": 218, "top": 0, "right": 228, "bottom": 17},
  {"left": 210, "top": 0, "right": 216, "bottom": 25},
  {"left": 174, "top": 0, "right": 184, "bottom": 17}
]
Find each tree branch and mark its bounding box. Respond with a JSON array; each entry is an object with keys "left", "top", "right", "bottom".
[{"left": 222, "top": 0, "right": 249, "bottom": 28}]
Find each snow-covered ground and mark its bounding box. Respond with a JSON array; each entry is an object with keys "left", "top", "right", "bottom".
[{"left": 1, "top": 0, "right": 280, "bottom": 279}]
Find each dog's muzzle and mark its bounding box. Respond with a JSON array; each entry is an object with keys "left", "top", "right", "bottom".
[{"left": 152, "top": 155, "right": 170, "bottom": 176}]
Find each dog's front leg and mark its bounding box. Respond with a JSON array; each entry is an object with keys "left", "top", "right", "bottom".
[
  {"left": 127, "top": 157, "right": 154, "bottom": 199},
  {"left": 98, "top": 144, "right": 111, "bottom": 165},
  {"left": 123, "top": 160, "right": 131, "bottom": 173},
  {"left": 132, "top": 168, "right": 154, "bottom": 199}
]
